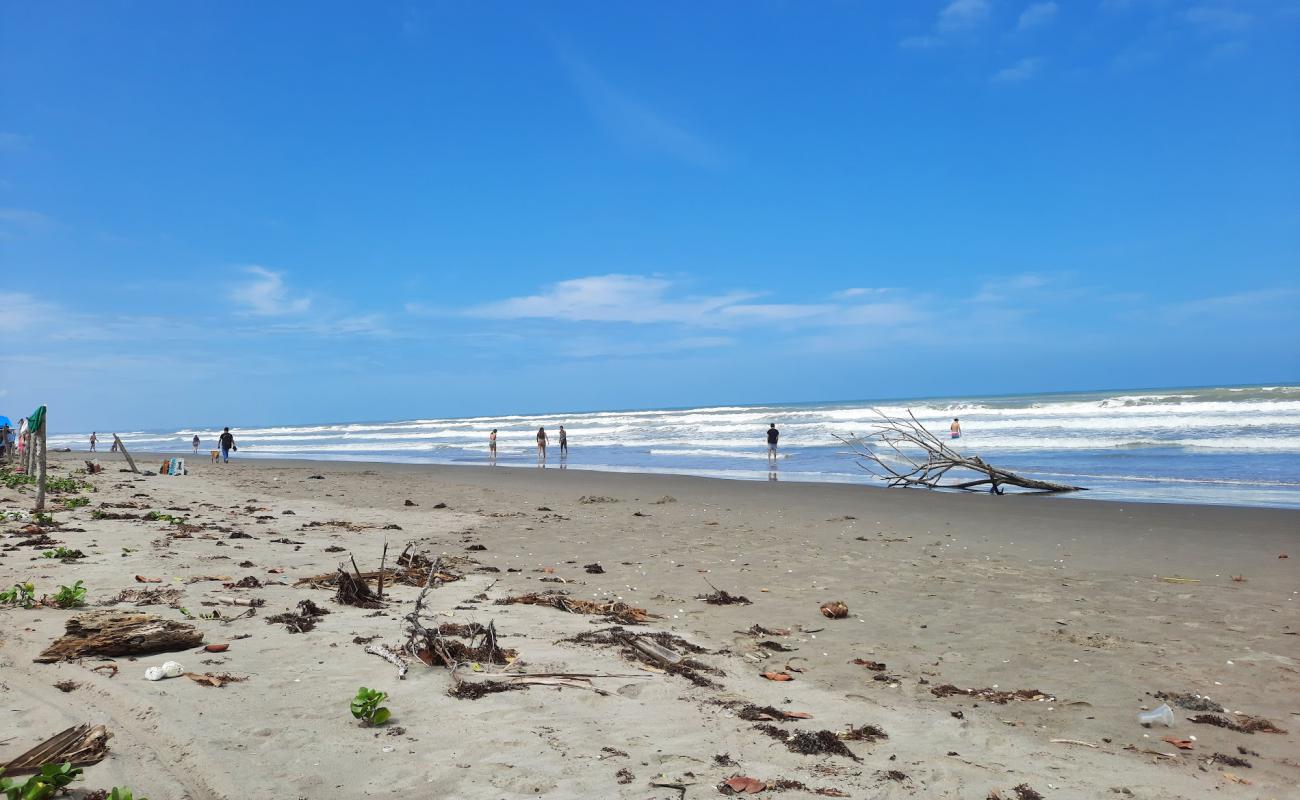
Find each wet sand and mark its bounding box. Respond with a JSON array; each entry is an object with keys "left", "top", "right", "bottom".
[{"left": 1, "top": 453, "right": 1297, "bottom": 799}]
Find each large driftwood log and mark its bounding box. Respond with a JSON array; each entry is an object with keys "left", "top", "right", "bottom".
[
  {"left": 35, "top": 611, "right": 203, "bottom": 663},
  {"left": 836, "top": 410, "right": 1086, "bottom": 494}
]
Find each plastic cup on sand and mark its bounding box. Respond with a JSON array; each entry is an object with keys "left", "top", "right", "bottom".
[{"left": 1138, "top": 703, "right": 1175, "bottom": 727}]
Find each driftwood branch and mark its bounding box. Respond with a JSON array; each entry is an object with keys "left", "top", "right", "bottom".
[{"left": 836, "top": 410, "right": 1085, "bottom": 494}]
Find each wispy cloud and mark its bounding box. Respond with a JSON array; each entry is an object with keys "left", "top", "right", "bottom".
[
  {"left": 0, "top": 132, "right": 30, "bottom": 152},
  {"left": 938, "top": 0, "right": 992, "bottom": 33},
  {"left": 469, "top": 274, "right": 753, "bottom": 324},
  {"left": 230, "top": 266, "right": 312, "bottom": 316},
  {"left": 467, "top": 274, "right": 930, "bottom": 335},
  {"left": 558, "top": 49, "right": 722, "bottom": 168},
  {"left": 992, "top": 57, "right": 1044, "bottom": 83},
  {"left": 0, "top": 207, "right": 54, "bottom": 237},
  {"left": 1018, "top": 2, "right": 1059, "bottom": 31},
  {"left": 901, "top": 0, "right": 991, "bottom": 48},
  {"left": 1184, "top": 5, "right": 1253, "bottom": 33},
  {"left": 1164, "top": 287, "right": 1298, "bottom": 321}
]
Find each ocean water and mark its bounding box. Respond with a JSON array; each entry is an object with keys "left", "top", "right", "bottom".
[{"left": 50, "top": 385, "right": 1300, "bottom": 509}]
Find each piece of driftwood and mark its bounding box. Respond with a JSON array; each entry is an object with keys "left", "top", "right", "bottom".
[
  {"left": 0, "top": 724, "right": 111, "bottom": 775},
  {"left": 35, "top": 611, "right": 203, "bottom": 663},
  {"left": 364, "top": 643, "right": 409, "bottom": 679},
  {"left": 112, "top": 434, "right": 139, "bottom": 474},
  {"left": 835, "top": 410, "right": 1085, "bottom": 494}
]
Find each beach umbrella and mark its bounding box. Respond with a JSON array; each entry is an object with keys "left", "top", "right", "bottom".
[{"left": 0, "top": 415, "right": 11, "bottom": 428}]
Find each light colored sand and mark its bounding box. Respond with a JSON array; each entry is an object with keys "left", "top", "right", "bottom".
[{"left": 2, "top": 453, "right": 1297, "bottom": 799}]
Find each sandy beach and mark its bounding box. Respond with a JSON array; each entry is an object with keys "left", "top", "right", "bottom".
[{"left": 2, "top": 452, "right": 1297, "bottom": 799}]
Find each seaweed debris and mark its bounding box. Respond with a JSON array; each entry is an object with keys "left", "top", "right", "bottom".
[
  {"left": 498, "top": 591, "right": 658, "bottom": 624},
  {"left": 1189, "top": 714, "right": 1286, "bottom": 734},
  {"left": 754, "top": 725, "right": 861, "bottom": 762},
  {"left": 266, "top": 599, "right": 330, "bottom": 633},
  {"left": 931, "top": 684, "right": 1054, "bottom": 704},
  {"left": 841, "top": 724, "right": 888, "bottom": 742},
  {"left": 1155, "top": 691, "right": 1225, "bottom": 713}
]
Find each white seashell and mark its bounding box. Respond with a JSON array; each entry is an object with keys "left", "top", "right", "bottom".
[
  {"left": 144, "top": 666, "right": 166, "bottom": 681},
  {"left": 161, "top": 661, "right": 183, "bottom": 677}
]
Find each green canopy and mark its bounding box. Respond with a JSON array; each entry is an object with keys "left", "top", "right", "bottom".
[{"left": 27, "top": 405, "right": 46, "bottom": 432}]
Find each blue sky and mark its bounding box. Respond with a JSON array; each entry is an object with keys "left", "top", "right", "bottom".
[{"left": 2, "top": 0, "right": 1297, "bottom": 431}]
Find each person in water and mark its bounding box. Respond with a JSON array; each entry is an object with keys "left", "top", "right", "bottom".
[
  {"left": 489, "top": 429, "right": 497, "bottom": 464},
  {"left": 950, "top": 418, "right": 961, "bottom": 439},
  {"left": 766, "top": 423, "right": 780, "bottom": 465},
  {"left": 192, "top": 434, "right": 201, "bottom": 454},
  {"left": 536, "top": 426, "right": 548, "bottom": 464},
  {"left": 89, "top": 432, "right": 97, "bottom": 452},
  {"left": 558, "top": 425, "right": 568, "bottom": 457}
]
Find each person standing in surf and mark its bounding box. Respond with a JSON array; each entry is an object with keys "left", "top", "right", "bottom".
[
  {"left": 89, "top": 432, "right": 97, "bottom": 452},
  {"left": 766, "top": 423, "right": 780, "bottom": 466},
  {"left": 558, "top": 425, "right": 568, "bottom": 458},
  {"left": 536, "top": 426, "right": 548, "bottom": 464},
  {"left": 950, "top": 418, "right": 961, "bottom": 439},
  {"left": 489, "top": 429, "right": 497, "bottom": 464}
]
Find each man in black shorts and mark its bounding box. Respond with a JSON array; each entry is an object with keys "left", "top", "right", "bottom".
[{"left": 766, "top": 423, "right": 779, "bottom": 465}]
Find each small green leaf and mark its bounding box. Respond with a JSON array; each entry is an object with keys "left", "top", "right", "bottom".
[{"left": 372, "top": 707, "right": 390, "bottom": 725}]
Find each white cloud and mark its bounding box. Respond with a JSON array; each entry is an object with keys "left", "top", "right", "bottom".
[
  {"left": 992, "top": 57, "right": 1044, "bottom": 83},
  {"left": 230, "top": 266, "right": 311, "bottom": 316},
  {"left": 938, "top": 0, "right": 992, "bottom": 33},
  {"left": 558, "top": 49, "right": 722, "bottom": 168},
  {"left": 469, "top": 274, "right": 754, "bottom": 324},
  {"left": 1164, "top": 288, "right": 1298, "bottom": 321},
  {"left": 1018, "top": 2, "right": 1059, "bottom": 31},
  {"left": 468, "top": 274, "right": 931, "bottom": 335},
  {"left": 1185, "top": 5, "right": 1253, "bottom": 32}
]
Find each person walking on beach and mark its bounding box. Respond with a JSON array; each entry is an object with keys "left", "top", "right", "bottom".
[
  {"left": 192, "top": 434, "right": 200, "bottom": 454},
  {"left": 950, "top": 418, "right": 961, "bottom": 439},
  {"left": 558, "top": 425, "right": 568, "bottom": 458},
  {"left": 536, "top": 427, "right": 548, "bottom": 464},
  {"left": 89, "top": 432, "right": 97, "bottom": 452},
  {"left": 489, "top": 429, "right": 497, "bottom": 464},
  {"left": 766, "top": 423, "right": 780, "bottom": 465},
  {"left": 218, "top": 427, "right": 237, "bottom": 463}
]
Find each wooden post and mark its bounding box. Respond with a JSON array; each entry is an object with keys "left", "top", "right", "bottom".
[
  {"left": 35, "top": 418, "right": 47, "bottom": 512},
  {"left": 113, "top": 434, "right": 139, "bottom": 474},
  {"left": 377, "top": 539, "right": 388, "bottom": 600}
]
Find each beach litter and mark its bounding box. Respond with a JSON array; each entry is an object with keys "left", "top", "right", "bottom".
[
  {"left": 143, "top": 660, "right": 184, "bottom": 681},
  {"left": 0, "top": 724, "right": 111, "bottom": 775},
  {"left": 760, "top": 671, "right": 794, "bottom": 681},
  {"left": 1137, "top": 703, "right": 1175, "bottom": 727}
]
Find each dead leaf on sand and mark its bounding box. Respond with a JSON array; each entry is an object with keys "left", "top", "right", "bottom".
[
  {"left": 1222, "top": 772, "right": 1252, "bottom": 785},
  {"left": 850, "top": 658, "right": 887, "bottom": 671},
  {"left": 1161, "top": 736, "right": 1195, "bottom": 750},
  {"left": 134, "top": 575, "right": 162, "bottom": 583},
  {"left": 184, "top": 672, "right": 246, "bottom": 688},
  {"left": 720, "top": 775, "right": 766, "bottom": 795}
]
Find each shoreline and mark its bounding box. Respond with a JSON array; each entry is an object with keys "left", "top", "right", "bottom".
[
  {"left": 75, "top": 448, "right": 1300, "bottom": 511},
  {"left": 1, "top": 452, "right": 1295, "bottom": 798}
]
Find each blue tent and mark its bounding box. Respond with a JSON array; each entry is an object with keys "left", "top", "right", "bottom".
[{"left": 0, "top": 415, "right": 11, "bottom": 428}]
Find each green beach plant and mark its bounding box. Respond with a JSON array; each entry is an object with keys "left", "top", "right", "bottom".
[
  {"left": 50, "top": 580, "right": 87, "bottom": 608},
  {"left": 0, "top": 762, "right": 82, "bottom": 799},
  {"left": 108, "top": 787, "right": 148, "bottom": 800},
  {"left": 61, "top": 497, "right": 90, "bottom": 509},
  {"left": 41, "top": 547, "right": 82, "bottom": 560},
  {"left": 350, "top": 687, "right": 391, "bottom": 726},
  {"left": 0, "top": 583, "right": 37, "bottom": 609}
]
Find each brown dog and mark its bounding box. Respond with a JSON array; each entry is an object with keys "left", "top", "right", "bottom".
[{"left": 210, "top": 450, "right": 221, "bottom": 463}]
